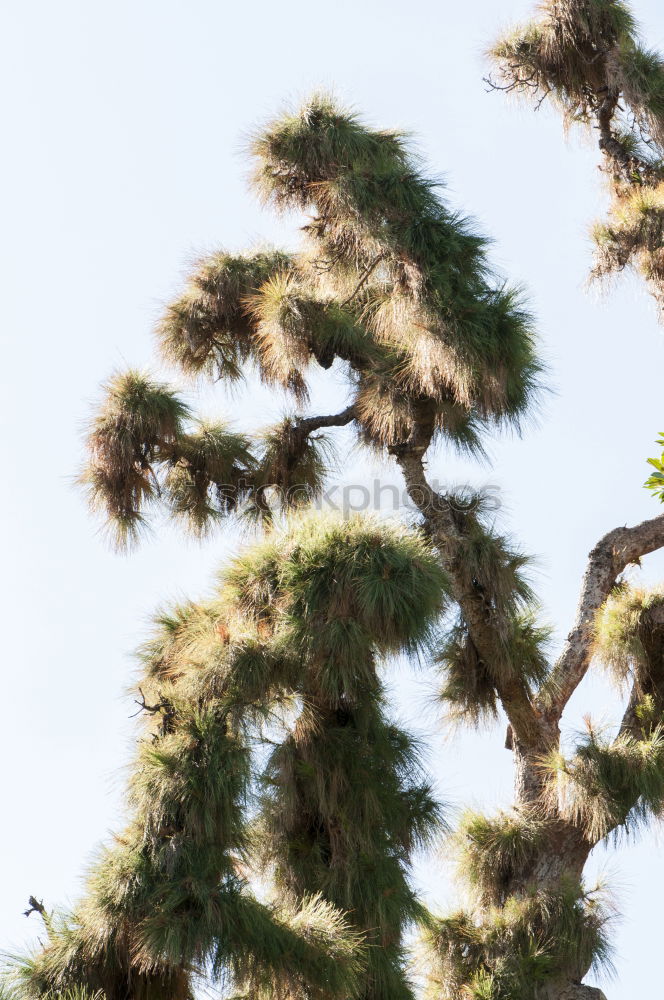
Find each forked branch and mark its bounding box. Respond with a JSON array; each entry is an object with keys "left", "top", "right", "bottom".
[{"left": 541, "top": 513, "right": 664, "bottom": 723}]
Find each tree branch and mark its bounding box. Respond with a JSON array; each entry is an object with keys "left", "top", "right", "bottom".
[
  {"left": 340, "top": 255, "right": 385, "bottom": 308},
  {"left": 540, "top": 513, "right": 664, "bottom": 723},
  {"left": 393, "top": 447, "right": 542, "bottom": 749},
  {"left": 131, "top": 687, "right": 170, "bottom": 717},
  {"left": 24, "top": 895, "right": 52, "bottom": 934},
  {"left": 596, "top": 90, "right": 663, "bottom": 186},
  {"left": 294, "top": 406, "right": 356, "bottom": 436},
  {"left": 23, "top": 896, "right": 46, "bottom": 919}
]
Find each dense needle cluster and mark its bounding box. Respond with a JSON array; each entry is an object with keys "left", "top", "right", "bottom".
[{"left": 11, "top": 517, "right": 446, "bottom": 1000}]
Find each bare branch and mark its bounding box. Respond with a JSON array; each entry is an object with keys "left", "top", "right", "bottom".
[
  {"left": 24, "top": 895, "right": 52, "bottom": 934},
  {"left": 131, "top": 687, "right": 169, "bottom": 717},
  {"left": 293, "top": 406, "right": 356, "bottom": 436},
  {"left": 340, "top": 255, "right": 386, "bottom": 308},
  {"left": 131, "top": 687, "right": 176, "bottom": 735},
  {"left": 483, "top": 71, "right": 540, "bottom": 95},
  {"left": 23, "top": 895, "right": 46, "bottom": 919},
  {"left": 540, "top": 513, "right": 664, "bottom": 723}
]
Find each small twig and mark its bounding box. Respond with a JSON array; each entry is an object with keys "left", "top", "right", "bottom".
[
  {"left": 24, "top": 894, "right": 53, "bottom": 933},
  {"left": 131, "top": 687, "right": 168, "bottom": 717},
  {"left": 23, "top": 895, "right": 46, "bottom": 919},
  {"left": 483, "top": 72, "right": 539, "bottom": 94},
  {"left": 131, "top": 688, "right": 177, "bottom": 737},
  {"left": 312, "top": 249, "right": 345, "bottom": 273},
  {"left": 534, "top": 87, "right": 551, "bottom": 112},
  {"left": 340, "top": 254, "right": 386, "bottom": 308}
]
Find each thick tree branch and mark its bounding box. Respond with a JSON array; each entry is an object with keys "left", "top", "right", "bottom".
[
  {"left": 393, "top": 447, "right": 542, "bottom": 749},
  {"left": 282, "top": 406, "right": 356, "bottom": 469},
  {"left": 597, "top": 92, "right": 632, "bottom": 172},
  {"left": 596, "top": 90, "right": 663, "bottom": 186},
  {"left": 294, "top": 406, "right": 356, "bottom": 436},
  {"left": 540, "top": 513, "right": 664, "bottom": 724}
]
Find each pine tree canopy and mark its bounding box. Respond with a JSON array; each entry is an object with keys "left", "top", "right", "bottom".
[
  {"left": 14, "top": 17, "right": 664, "bottom": 998},
  {"left": 491, "top": 0, "right": 664, "bottom": 514},
  {"left": 10, "top": 516, "right": 448, "bottom": 1000},
  {"left": 80, "top": 94, "right": 543, "bottom": 548},
  {"left": 490, "top": 0, "right": 664, "bottom": 318}
]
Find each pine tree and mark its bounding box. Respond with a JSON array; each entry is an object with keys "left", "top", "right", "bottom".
[
  {"left": 489, "top": 0, "right": 664, "bottom": 315},
  {"left": 11, "top": 78, "right": 664, "bottom": 1000},
  {"left": 490, "top": 0, "right": 664, "bottom": 521},
  {"left": 10, "top": 515, "right": 446, "bottom": 1000}
]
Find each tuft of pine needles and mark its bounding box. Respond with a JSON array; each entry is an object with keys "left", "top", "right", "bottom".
[
  {"left": 593, "top": 585, "right": 664, "bottom": 698},
  {"left": 423, "top": 876, "right": 615, "bottom": 1000},
  {"left": 80, "top": 371, "right": 190, "bottom": 549},
  {"left": 541, "top": 718, "right": 664, "bottom": 842},
  {"left": 451, "top": 810, "right": 546, "bottom": 907},
  {"left": 156, "top": 249, "right": 296, "bottom": 382}
]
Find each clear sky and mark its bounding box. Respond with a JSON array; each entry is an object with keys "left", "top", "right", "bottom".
[{"left": 2, "top": 0, "right": 664, "bottom": 995}]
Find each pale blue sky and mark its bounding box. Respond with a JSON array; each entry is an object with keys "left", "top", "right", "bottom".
[{"left": 2, "top": 0, "right": 664, "bottom": 995}]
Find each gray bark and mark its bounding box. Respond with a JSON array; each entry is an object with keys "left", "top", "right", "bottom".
[
  {"left": 541, "top": 512, "right": 664, "bottom": 724},
  {"left": 556, "top": 987, "right": 607, "bottom": 1000}
]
